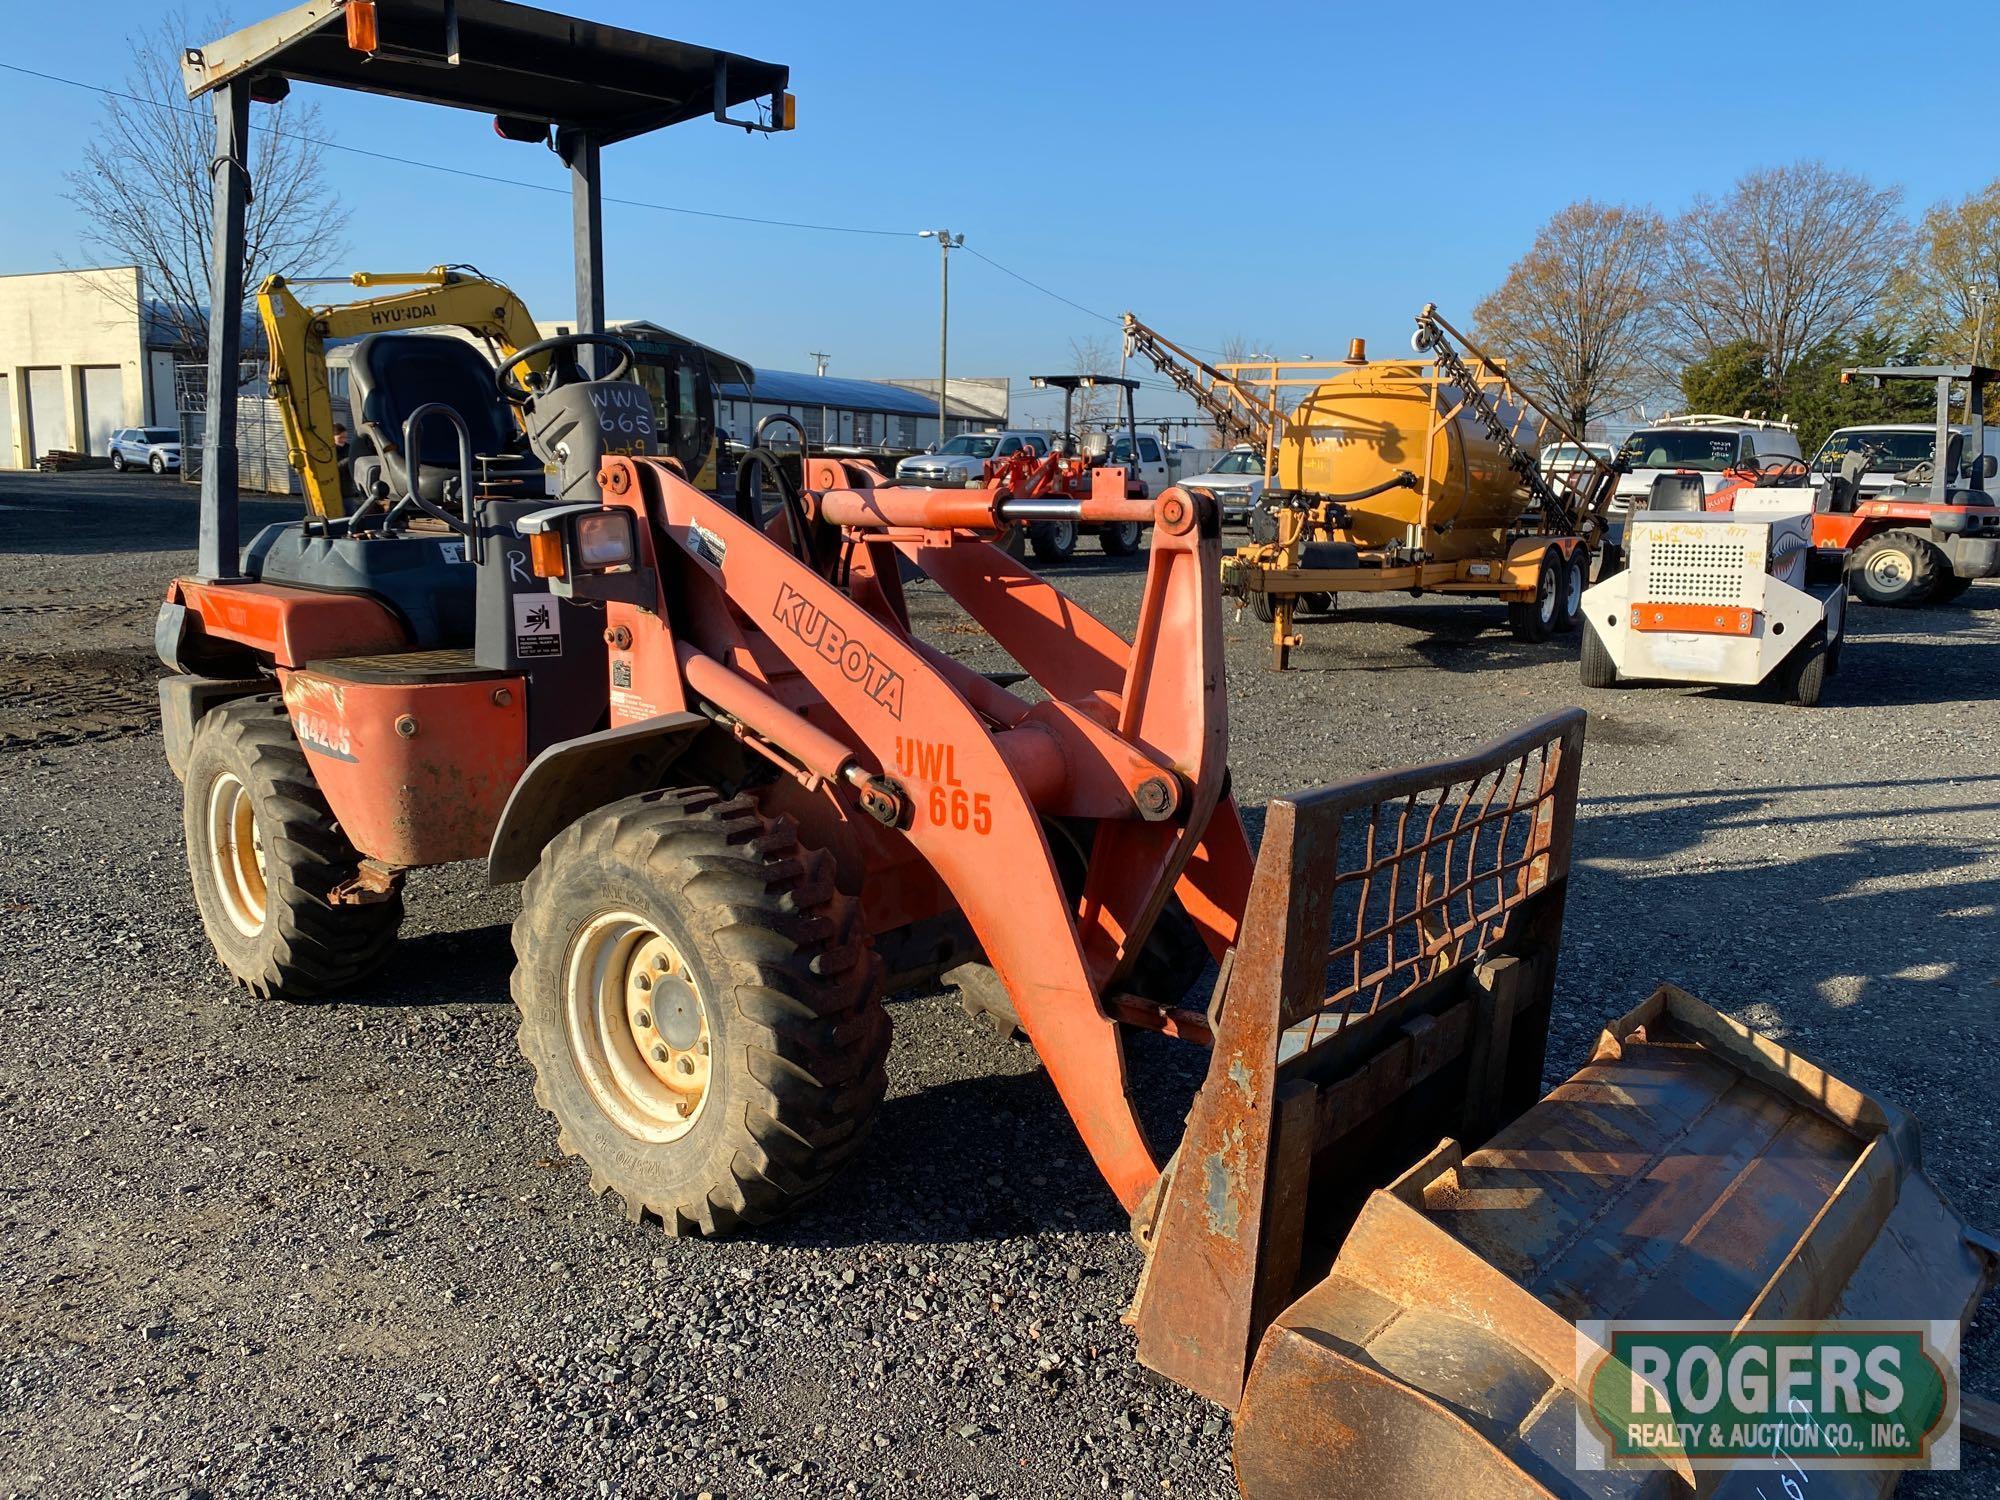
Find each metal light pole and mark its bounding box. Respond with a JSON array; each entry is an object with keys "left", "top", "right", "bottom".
[{"left": 920, "top": 230, "right": 963, "bottom": 444}]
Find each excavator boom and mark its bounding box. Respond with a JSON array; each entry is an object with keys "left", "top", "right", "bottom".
[{"left": 258, "top": 266, "right": 543, "bottom": 519}]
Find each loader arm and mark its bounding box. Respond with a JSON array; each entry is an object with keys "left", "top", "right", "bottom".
[
  {"left": 589, "top": 454, "right": 1253, "bottom": 1211},
  {"left": 257, "top": 268, "right": 543, "bottom": 520}
]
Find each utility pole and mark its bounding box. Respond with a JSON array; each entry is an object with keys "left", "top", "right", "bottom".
[
  {"left": 809, "top": 351, "right": 830, "bottom": 377},
  {"left": 919, "top": 230, "right": 963, "bottom": 444},
  {"left": 1964, "top": 288, "right": 1991, "bottom": 427}
]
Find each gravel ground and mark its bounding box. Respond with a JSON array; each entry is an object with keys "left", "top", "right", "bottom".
[{"left": 1, "top": 470, "right": 1994, "bottom": 1499}]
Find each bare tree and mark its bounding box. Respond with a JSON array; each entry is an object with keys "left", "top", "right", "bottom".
[
  {"left": 1657, "top": 162, "right": 1905, "bottom": 399},
  {"left": 64, "top": 6, "right": 347, "bottom": 356},
  {"left": 1897, "top": 179, "right": 2000, "bottom": 362},
  {"left": 1471, "top": 199, "right": 1667, "bottom": 432},
  {"left": 1067, "top": 334, "right": 1118, "bottom": 432}
]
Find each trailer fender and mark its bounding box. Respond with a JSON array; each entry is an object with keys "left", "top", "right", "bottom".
[
  {"left": 1498, "top": 536, "right": 1575, "bottom": 590},
  {"left": 487, "top": 712, "right": 710, "bottom": 885}
]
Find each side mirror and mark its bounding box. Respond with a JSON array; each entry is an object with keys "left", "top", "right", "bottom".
[{"left": 1981, "top": 454, "right": 1997, "bottom": 479}]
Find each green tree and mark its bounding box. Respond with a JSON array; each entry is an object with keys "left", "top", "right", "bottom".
[{"left": 1678, "top": 339, "right": 1773, "bottom": 421}]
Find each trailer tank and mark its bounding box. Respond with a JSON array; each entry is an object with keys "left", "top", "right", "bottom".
[{"left": 1277, "top": 345, "right": 1536, "bottom": 562}]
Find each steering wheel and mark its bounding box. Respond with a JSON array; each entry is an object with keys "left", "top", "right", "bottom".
[{"left": 496, "top": 333, "right": 635, "bottom": 406}]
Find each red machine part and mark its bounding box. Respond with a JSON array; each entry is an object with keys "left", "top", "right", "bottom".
[
  {"left": 598, "top": 454, "right": 1251, "bottom": 1210},
  {"left": 169, "top": 579, "right": 406, "bottom": 666},
  {"left": 279, "top": 663, "right": 527, "bottom": 866}
]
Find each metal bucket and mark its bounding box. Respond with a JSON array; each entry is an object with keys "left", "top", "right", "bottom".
[{"left": 1129, "top": 710, "right": 1995, "bottom": 1497}]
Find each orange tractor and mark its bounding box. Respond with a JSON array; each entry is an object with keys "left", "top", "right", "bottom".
[
  {"left": 160, "top": 4, "right": 1994, "bottom": 1493},
  {"left": 982, "top": 372, "right": 1156, "bottom": 561}
]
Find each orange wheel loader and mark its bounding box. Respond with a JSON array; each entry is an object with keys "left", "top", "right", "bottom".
[{"left": 160, "top": 6, "right": 1996, "bottom": 1494}]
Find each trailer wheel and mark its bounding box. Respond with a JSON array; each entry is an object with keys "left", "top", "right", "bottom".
[
  {"left": 1251, "top": 592, "right": 1276, "bottom": 624},
  {"left": 1779, "top": 627, "right": 1830, "bottom": 707},
  {"left": 1554, "top": 549, "right": 1586, "bottom": 632},
  {"left": 511, "top": 786, "right": 888, "bottom": 1236},
  {"left": 1847, "top": 530, "right": 1941, "bottom": 607},
  {"left": 1578, "top": 619, "right": 1619, "bottom": 689},
  {"left": 1300, "top": 592, "right": 1333, "bottom": 615},
  {"left": 1029, "top": 519, "right": 1078, "bottom": 563},
  {"left": 1506, "top": 551, "right": 1563, "bottom": 642},
  {"left": 182, "top": 696, "right": 403, "bottom": 999},
  {"left": 1100, "top": 521, "right": 1143, "bottom": 556}
]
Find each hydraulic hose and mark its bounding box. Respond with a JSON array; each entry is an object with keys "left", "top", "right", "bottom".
[{"left": 735, "top": 448, "right": 824, "bottom": 574}]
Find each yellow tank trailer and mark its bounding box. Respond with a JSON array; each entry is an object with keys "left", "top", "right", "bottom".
[{"left": 1214, "top": 306, "right": 1622, "bottom": 668}]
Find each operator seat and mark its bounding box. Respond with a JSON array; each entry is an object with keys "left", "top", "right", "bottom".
[
  {"left": 1646, "top": 473, "right": 1706, "bottom": 511},
  {"left": 347, "top": 333, "right": 546, "bottom": 503}
]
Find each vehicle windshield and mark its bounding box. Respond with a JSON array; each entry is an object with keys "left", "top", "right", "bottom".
[
  {"left": 936, "top": 435, "right": 1000, "bottom": 458},
  {"left": 1619, "top": 429, "right": 1740, "bottom": 472},
  {"left": 1213, "top": 450, "right": 1262, "bottom": 475},
  {"left": 1812, "top": 430, "right": 1937, "bottom": 471},
  {"left": 143, "top": 428, "right": 178, "bottom": 443}
]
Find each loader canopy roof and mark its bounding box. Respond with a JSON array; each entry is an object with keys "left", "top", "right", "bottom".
[{"left": 181, "top": 0, "right": 789, "bottom": 144}]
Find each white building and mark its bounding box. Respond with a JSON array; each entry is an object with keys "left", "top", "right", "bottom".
[{"left": 0, "top": 267, "right": 186, "bottom": 468}]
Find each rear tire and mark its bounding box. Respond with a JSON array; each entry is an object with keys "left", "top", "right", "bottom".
[
  {"left": 511, "top": 786, "right": 889, "bottom": 1235},
  {"left": 1779, "top": 627, "right": 1829, "bottom": 707},
  {"left": 183, "top": 696, "right": 403, "bottom": 999},
  {"left": 1507, "top": 551, "right": 1563, "bottom": 642},
  {"left": 1931, "top": 573, "right": 1972, "bottom": 603},
  {"left": 1847, "top": 530, "right": 1942, "bottom": 607},
  {"left": 1554, "top": 549, "right": 1585, "bottom": 632},
  {"left": 1029, "top": 519, "right": 1078, "bottom": 563},
  {"left": 111, "top": 450, "right": 127, "bottom": 472},
  {"left": 1099, "top": 520, "right": 1143, "bottom": 556},
  {"left": 1578, "top": 618, "right": 1619, "bottom": 688}
]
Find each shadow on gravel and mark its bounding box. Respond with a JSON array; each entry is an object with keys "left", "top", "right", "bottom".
[
  {"left": 0, "top": 473, "right": 295, "bottom": 557},
  {"left": 344, "top": 923, "right": 517, "bottom": 1007},
  {"left": 1572, "top": 782, "right": 2000, "bottom": 1022}
]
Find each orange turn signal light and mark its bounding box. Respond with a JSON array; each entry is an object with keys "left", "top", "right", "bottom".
[
  {"left": 778, "top": 92, "right": 797, "bottom": 131},
  {"left": 345, "top": 1, "right": 379, "bottom": 54},
  {"left": 527, "top": 529, "right": 566, "bottom": 580}
]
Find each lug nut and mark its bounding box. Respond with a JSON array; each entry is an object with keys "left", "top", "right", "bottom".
[
  {"left": 651, "top": 1044, "right": 669, "bottom": 1064},
  {"left": 634, "top": 973, "right": 651, "bottom": 992},
  {"left": 635, "top": 1009, "right": 653, "bottom": 1029}
]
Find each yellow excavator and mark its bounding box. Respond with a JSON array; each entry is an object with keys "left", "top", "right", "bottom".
[
  {"left": 259, "top": 266, "right": 725, "bottom": 515},
  {"left": 259, "top": 267, "right": 544, "bottom": 519}
]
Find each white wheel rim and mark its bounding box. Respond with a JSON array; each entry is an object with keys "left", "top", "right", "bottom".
[
  {"left": 1054, "top": 521, "right": 1076, "bottom": 549},
  {"left": 1866, "top": 551, "right": 1911, "bottom": 589},
  {"left": 1564, "top": 558, "right": 1583, "bottom": 616},
  {"left": 205, "top": 772, "right": 267, "bottom": 936},
  {"left": 564, "top": 911, "right": 712, "bottom": 1143},
  {"left": 1539, "top": 564, "right": 1559, "bottom": 625}
]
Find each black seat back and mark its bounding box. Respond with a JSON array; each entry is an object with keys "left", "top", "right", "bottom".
[
  {"left": 1646, "top": 472, "right": 1706, "bottom": 511},
  {"left": 348, "top": 333, "right": 529, "bottom": 501}
]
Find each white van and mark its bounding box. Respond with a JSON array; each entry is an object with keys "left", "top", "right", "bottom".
[
  {"left": 1809, "top": 422, "right": 2000, "bottom": 500},
  {"left": 1611, "top": 415, "right": 1803, "bottom": 525}
]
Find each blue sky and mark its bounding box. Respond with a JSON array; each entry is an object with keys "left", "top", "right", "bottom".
[{"left": 4, "top": 0, "right": 1995, "bottom": 428}]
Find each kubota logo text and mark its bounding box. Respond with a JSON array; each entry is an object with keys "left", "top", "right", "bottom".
[{"left": 772, "top": 582, "right": 906, "bottom": 718}]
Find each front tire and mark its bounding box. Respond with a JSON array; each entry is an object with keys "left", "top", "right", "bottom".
[
  {"left": 1578, "top": 618, "right": 1619, "bottom": 688},
  {"left": 1847, "top": 530, "right": 1942, "bottom": 607},
  {"left": 1779, "top": 627, "right": 1830, "bottom": 707},
  {"left": 1099, "top": 520, "right": 1143, "bottom": 556},
  {"left": 511, "top": 787, "right": 889, "bottom": 1235},
  {"left": 183, "top": 696, "right": 403, "bottom": 999},
  {"left": 150, "top": 453, "right": 168, "bottom": 474},
  {"left": 1029, "top": 519, "right": 1078, "bottom": 563}
]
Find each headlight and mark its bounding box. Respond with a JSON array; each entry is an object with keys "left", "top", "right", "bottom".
[{"left": 574, "top": 508, "right": 638, "bottom": 572}]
